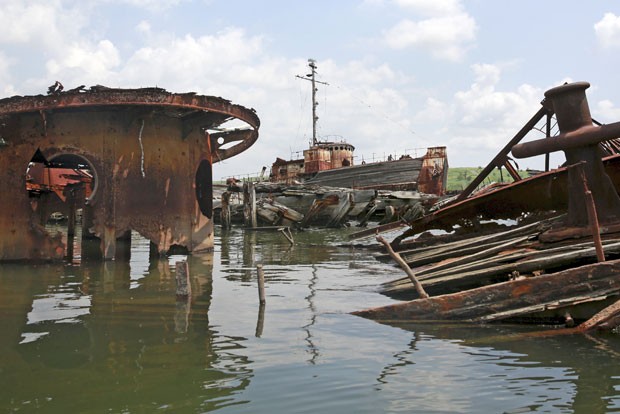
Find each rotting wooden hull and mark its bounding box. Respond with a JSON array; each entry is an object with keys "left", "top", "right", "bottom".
[{"left": 353, "top": 259, "right": 620, "bottom": 324}]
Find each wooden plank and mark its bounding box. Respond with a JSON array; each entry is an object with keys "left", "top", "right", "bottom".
[
  {"left": 476, "top": 293, "right": 617, "bottom": 323},
  {"left": 383, "top": 240, "right": 620, "bottom": 293},
  {"left": 381, "top": 238, "right": 620, "bottom": 296},
  {"left": 419, "top": 241, "right": 620, "bottom": 292},
  {"left": 417, "top": 238, "right": 620, "bottom": 281},
  {"left": 578, "top": 297, "right": 620, "bottom": 332},
  {"left": 415, "top": 235, "right": 530, "bottom": 276},
  {"left": 352, "top": 259, "right": 620, "bottom": 322},
  {"left": 390, "top": 217, "right": 556, "bottom": 264}
]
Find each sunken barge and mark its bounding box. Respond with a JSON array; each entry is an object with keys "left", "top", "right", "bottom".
[{"left": 353, "top": 81, "right": 620, "bottom": 331}]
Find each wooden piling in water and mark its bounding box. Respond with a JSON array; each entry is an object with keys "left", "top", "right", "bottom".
[
  {"left": 244, "top": 181, "right": 257, "bottom": 228},
  {"left": 257, "top": 264, "right": 266, "bottom": 304},
  {"left": 221, "top": 191, "right": 232, "bottom": 229},
  {"left": 255, "top": 303, "right": 265, "bottom": 337}
]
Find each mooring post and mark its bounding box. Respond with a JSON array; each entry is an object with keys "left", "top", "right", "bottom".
[
  {"left": 175, "top": 260, "right": 191, "bottom": 298},
  {"left": 256, "top": 263, "right": 266, "bottom": 304}
]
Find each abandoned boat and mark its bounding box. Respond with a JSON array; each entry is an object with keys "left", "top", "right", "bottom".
[
  {"left": 268, "top": 59, "right": 448, "bottom": 195},
  {"left": 352, "top": 81, "right": 620, "bottom": 331}
]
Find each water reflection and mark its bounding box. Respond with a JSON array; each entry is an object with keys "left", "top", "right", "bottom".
[
  {"left": 1, "top": 226, "right": 619, "bottom": 413},
  {"left": 303, "top": 265, "right": 319, "bottom": 365},
  {"left": 0, "top": 240, "right": 254, "bottom": 412},
  {"left": 376, "top": 322, "right": 620, "bottom": 413}
]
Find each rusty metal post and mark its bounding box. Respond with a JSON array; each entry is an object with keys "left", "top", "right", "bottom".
[
  {"left": 502, "top": 159, "right": 521, "bottom": 182},
  {"left": 455, "top": 106, "right": 548, "bottom": 202},
  {"left": 512, "top": 82, "right": 620, "bottom": 227}
]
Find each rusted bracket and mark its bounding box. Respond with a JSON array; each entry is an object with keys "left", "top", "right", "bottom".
[{"left": 455, "top": 104, "right": 551, "bottom": 202}]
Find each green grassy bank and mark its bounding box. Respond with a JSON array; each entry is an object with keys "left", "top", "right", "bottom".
[{"left": 446, "top": 167, "right": 531, "bottom": 193}]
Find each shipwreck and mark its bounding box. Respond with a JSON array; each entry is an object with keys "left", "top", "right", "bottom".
[
  {"left": 215, "top": 59, "right": 448, "bottom": 231},
  {"left": 269, "top": 60, "right": 448, "bottom": 195},
  {"left": 353, "top": 81, "right": 620, "bottom": 332},
  {"left": 0, "top": 84, "right": 259, "bottom": 261}
]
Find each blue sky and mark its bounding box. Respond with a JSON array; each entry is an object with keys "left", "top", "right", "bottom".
[{"left": 1, "top": 0, "right": 620, "bottom": 179}]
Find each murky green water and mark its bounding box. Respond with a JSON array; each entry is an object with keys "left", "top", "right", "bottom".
[{"left": 1, "top": 227, "right": 619, "bottom": 413}]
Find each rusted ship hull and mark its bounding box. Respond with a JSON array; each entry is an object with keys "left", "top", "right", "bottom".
[
  {"left": 0, "top": 85, "right": 259, "bottom": 261},
  {"left": 304, "top": 147, "right": 448, "bottom": 194},
  {"left": 272, "top": 147, "right": 448, "bottom": 195}
]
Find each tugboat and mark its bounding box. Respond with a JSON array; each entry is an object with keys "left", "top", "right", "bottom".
[{"left": 269, "top": 59, "right": 448, "bottom": 195}]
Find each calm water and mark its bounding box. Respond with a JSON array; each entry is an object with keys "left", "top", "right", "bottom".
[{"left": 1, "top": 226, "right": 619, "bottom": 413}]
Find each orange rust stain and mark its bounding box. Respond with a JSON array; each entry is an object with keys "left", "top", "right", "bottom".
[
  {"left": 512, "top": 284, "right": 533, "bottom": 297},
  {"left": 439, "top": 296, "right": 462, "bottom": 311}
]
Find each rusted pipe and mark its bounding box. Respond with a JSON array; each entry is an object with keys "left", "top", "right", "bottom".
[{"left": 512, "top": 122, "right": 620, "bottom": 159}]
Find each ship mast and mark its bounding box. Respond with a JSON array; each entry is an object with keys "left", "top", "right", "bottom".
[{"left": 297, "top": 58, "right": 328, "bottom": 146}]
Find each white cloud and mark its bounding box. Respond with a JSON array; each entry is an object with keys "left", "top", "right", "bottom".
[
  {"left": 595, "top": 99, "right": 620, "bottom": 122},
  {"left": 0, "top": 1, "right": 85, "bottom": 52},
  {"left": 136, "top": 20, "right": 151, "bottom": 34},
  {"left": 0, "top": 51, "right": 17, "bottom": 96},
  {"left": 454, "top": 63, "right": 539, "bottom": 127},
  {"left": 594, "top": 12, "right": 620, "bottom": 48},
  {"left": 383, "top": 13, "right": 477, "bottom": 61},
  {"left": 118, "top": 28, "right": 266, "bottom": 94},
  {"left": 413, "top": 97, "right": 450, "bottom": 124},
  {"left": 102, "top": 0, "right": 186, "bottom": 12},
  {"left": 393, "top": 0, "right": 463, "bottom": 16},
  {"left": 407, "top": 63, "right": 546, "bottom": 168},
  {"left": 45, "top": 40, "right": 121, "bottom": 83}
]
